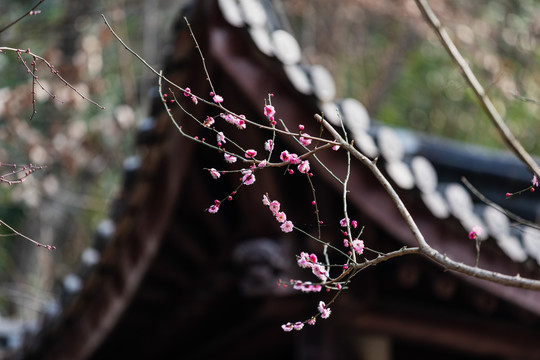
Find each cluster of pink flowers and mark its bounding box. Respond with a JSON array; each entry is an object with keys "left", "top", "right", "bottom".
[
  {"left": 340, "top": 218, "right": 364, "bottom": 255},
  {"left": 281, "top": 301, "right": 330, "bottom": 332},
  {"left": 297, "top": 252, "right": 329, "bottom": 282},
  {"left": 340, "top": 217, "right": 358, "bottom": 228},
  {"left": 262, "top": 194, "right": 293, "bottom": 233},
  {"left": 280, "top": 150, "right": 310, "bottom": 174},
  {"left": 183, "top": 87, "right": 198, "bottom": 104},
  {"left": 220, "top": 113, "right": 246, "bottom": 129},
  {"left": 293, "top": 280, "right": 322, "bottom": 293},
  {"left": 280, "top": 150, "right": 300, "bottom": 164},
  {"left": 281, "top": 322, "right": 304, "bottom": 332}
]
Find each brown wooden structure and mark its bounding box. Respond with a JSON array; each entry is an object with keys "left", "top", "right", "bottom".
[{"left": 9, "top": 1, "right": 540, "bottom": 359}]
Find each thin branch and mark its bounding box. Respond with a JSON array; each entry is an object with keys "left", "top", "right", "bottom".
[
  {"left": 0, "top": 0, "right": 44, "bottom": 34},
  {"left": 414, "top": 0, "right": 540, "bottom": 179},
  {"left": 461, "top": 176, "right": 540, "bottom": 231},
  {"left": 351, "top": 246, "right": 421, "bottom": 272},
  {"left": 0, "top": 219, "right": 55, "bottom": 250},
  {"left": 0, "top": 47, "right": 105, "bottom": 110},
  {"left": 512, "top": 93, "right": 540, "bottom": 106},
  {"left": 103, "top": 14, "right": 332, "bottom": 139},
  {"left": 184, "top": 17, "right": 218, "bottom": 99}
]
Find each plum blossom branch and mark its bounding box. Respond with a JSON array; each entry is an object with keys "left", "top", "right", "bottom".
[{"left": 317, "top": 113, "right": 540, "bottom": 290}]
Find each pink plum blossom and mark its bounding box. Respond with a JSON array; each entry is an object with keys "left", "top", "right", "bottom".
[
  {"left": 351, "top": 239, "right": 364, "bottom": 255},
  {"left": 340, "top": 218, "right": 349, "bottom": 227},
  {"left": 311, "top": 264, "right": 329, "bottom": 282},
  {"left": 220, "top": 113, "right": 233, "bottom": 124},
  {"left": 293, "top": 322, "right": 304, "bottom": 331},
  {"left": 213, "top": 94, "right": 223, "bottom": 103},
  {"left": 183, "top": 87, "right": 191, "bottom": 97},
  {"left": 224, "top": 153, "right": 237, "bottom": 163},
  {"left": 318, "top": 301, "right": 331, "bottom": 319},
  {"left": 468, "top": 225, "right": 483, "bottom": 240},
  {"left": 293, "top": 281, "right": 321, "bottom": 293},
  {"left": 264, "top": 105, "right": 275, "bottom": 119},
  {"left": 307, "top": 318, "right": 316, "bottom": 325},
  {"left": 262, "top": 194, "right": 270, "bottom": 206},
  {"left": 298, "top": 160, "right": 310, "bottom": 174},
  {"left": 203, "top": 116, "right": 215, "bottom": 127},
  {"left": 209, "top": 168, "right": 220, "bottom": 179},
  {"left": 245, "top": 149, "right": 257, "bottom": 158},
  {"left": 293, "top": 280, "right": 303, "bottom": 291},
  {"left": 299, "top": 134, "right": 312, "bottom": 146},
  {"left": 281, "top": 323, "right": 293, "bottom": 332},
  {"left": 264, "top": 139, "right": 274, "bottom": 152},
  {"left": 216, "top": 132, "right": 226, "bottom": 144},
  {"left": 208, "top": 204, "right": 220, "bottom": 214},
  {"left": 297, "top": 252, "right": 311, "bottom": 268},
  {"left": 275, "top": 211, "right": 287, "bottom": 223},
  {"left": 269, "top": 201, "right": 280, "bottom": 214},
  {"left": 280, "top": 150, "right": 290, "bottom": 162},
  {"left": 288, "top": 153, "right": 300, "bottom": 164},
  {"left": 280, "top": 220, "right": 293, "bottom": 233},
  {"left": 241, "top": 170, "right": 256, "bottom": 185},
  {"left": 191, "top": 95, "right": 198, "bottom": 104},
  {"left": 233, "top": 115, "right": 246, "bottom": 129}
]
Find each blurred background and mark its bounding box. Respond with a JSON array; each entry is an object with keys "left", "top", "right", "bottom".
[
  {"left": 0, "top": 0, "right": 186, "bottom": 329},
  {"left": 0, "top": 0, "right": 540, "bottom": 342}
]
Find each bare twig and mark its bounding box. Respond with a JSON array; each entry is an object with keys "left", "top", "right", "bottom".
[
  {"left": 0, "top": 219, "right": 55, "bottom": 250},
  {"left": 0, "top": 47, "right": 105, "bottom": 110},
  {"left": 0, "top": 162, "right": 46, "bottom": 185},
  {"left": 461, "top": 176, "right": 540, "bottom": 231}
]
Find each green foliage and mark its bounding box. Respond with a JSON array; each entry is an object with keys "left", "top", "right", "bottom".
[{"left": 288, "top": 0, "right": 540, "bottom": 154}]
